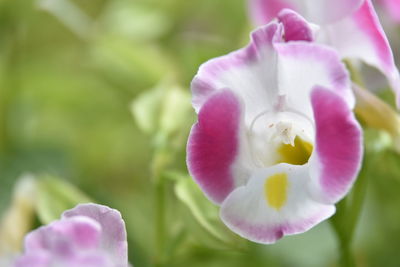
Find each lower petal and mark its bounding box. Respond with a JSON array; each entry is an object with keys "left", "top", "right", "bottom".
[{"left": 220, "top": 164, "right": 335, "bottom": 244}]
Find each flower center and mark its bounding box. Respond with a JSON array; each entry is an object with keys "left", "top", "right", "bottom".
[
  {"left": 276, "top": 136, "right": 313, "bottom": 165},
  {"left": 248, "top": 108, "right": 314, "bottom": 167}
]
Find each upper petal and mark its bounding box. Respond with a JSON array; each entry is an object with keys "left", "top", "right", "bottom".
[
  {"left": 274, "top": 42, "right": 354, "bottom": 117},
  {"left": 220, "top": 164, "right": 335, "bottom": 244},
  {"left": 308, "top": 87, "right": 363, "bottom": 204},
  {"left": 249, "top": 0, "right": 364, "bottom": 25},
  {"left": 191, "top": 22, "right": 282, "bottom": 124},
  {"left": 277, "top": 9, "right": 315, "bottom": 42},
  {"left": 318, "top": 0, "right": 400, "bottom": 106},
  {"left": 62, "top": 203, "right": 128, "bottom": 267}
]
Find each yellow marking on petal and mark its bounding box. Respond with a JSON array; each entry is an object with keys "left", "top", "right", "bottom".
[
  {"left": 276, "top": 136, "right": 313, "bottom": 165},
  {"left": 264, "top": 173, "right": 288, "bottom": 210}
]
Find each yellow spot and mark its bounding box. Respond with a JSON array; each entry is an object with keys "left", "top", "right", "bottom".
[
  {"left": 264, "top": 173, "right": 288, "bottom": 210},
  {"left": 276, "top": 136, "right": 313, "bottom": 165}
]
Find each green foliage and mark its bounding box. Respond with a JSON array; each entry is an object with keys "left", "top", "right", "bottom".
[{"left": 36, "top": 175, "right": 92, "bottom": 224}]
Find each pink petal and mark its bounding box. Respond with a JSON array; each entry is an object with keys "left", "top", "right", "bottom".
[
  {"left": 277, "top": 9, "right": 314, "bottom": 42},
  {"left": 24, "top": 217, "right": 101, "bottom": 252},
  {"left": 249, "top": 0, "right": 363, "bottom": 25},
  {"left": 187, "top": 90, "right": 243, "bottom": 204},
  {"left": 249, "top": 0, "right": 295, "bottom": 26},
  {"left": 321, "top": 0, "right": 400, "bottom": 106},
  {"left": 380, "top": 0, "right": 400, "bottom": 22},
  {"left": 309, "top": 87, "right": 363, "bottom": 204},
  {"left": 62, "top": 203, "right": 128, "bottom": 266},
  {"left": 14, "top": 251, "right": 51, "bottom": 267}
]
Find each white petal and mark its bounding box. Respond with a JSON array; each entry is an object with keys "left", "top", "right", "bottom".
[{"left": 220, "top": 164, "right": 335, "bottom": 244}]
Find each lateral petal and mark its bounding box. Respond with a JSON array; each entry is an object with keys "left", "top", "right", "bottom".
[
  {"left": 187, "top": 90, "right": 251, "bottom": 204},
  {"left": 308, "top": 87, "right": 363, "bottom": 204}
]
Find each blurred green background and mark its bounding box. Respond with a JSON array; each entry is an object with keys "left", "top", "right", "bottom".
[{"left": 1, "top": 0, "right": 400, "bottom": 266}]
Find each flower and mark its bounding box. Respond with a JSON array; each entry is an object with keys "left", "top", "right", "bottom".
[
  {"left": 187, "top": 11, "right": 363, "bottom": 243},
  {"left": 14, "top": 203, "right": 129, "bottom": 267},
  {"left": 248, "top": 0, "right": 400, "bottom": 106}
]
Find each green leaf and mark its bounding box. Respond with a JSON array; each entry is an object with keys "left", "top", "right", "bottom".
[
  {"left": 131, "top": 80, "right": 192, "bottom": 142},
  {"left": 159, "top": 86, "right": 191, "bottom": 137},
  {"left": 100, "top": 0, "right": 171, "bottom": 41},
  {"left": 36, "top": 175, "right": 92, "bottom": 224},
  {"left": 174, "top": 175, "right": 241, "bottom": 247},
  {"left": 131, "top": 84, "right": 164, "bottom": 134}
]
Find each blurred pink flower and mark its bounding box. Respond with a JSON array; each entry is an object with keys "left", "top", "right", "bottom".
[
  {"left": 379, "top": 0, "right": 400, "bottom": 23},
  {"left": 187, "top": 10, "right": 362, "bottom": 243},
  {"left": 249, "top": 0, "right": 400, "bottom": 106},
  {"left": 14, "top": 204, "right": 129, "bottom": 267}
]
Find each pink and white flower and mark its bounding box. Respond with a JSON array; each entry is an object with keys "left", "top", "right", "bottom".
[
  {"left": 249, "top": 0, "right": 400, "bottom": 106},
  {"left": 187, "top": 11, "right": 363, "bottom": 243},
  {"left": 14, "top": 203, "right": 129, "bottom": 267}
]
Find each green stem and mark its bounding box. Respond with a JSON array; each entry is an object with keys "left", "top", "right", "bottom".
[
  {"left": 151, "top": 147, "right": 170, "bottom": 266},
  {"left": 155, "top": 177, "right": 166, "bottom": 266},
  {"left": 339, "top": 240, "right": 355, "bottom": 267},
  {"left": 331, "top": 161, "right": 369, "bottom": 267}
]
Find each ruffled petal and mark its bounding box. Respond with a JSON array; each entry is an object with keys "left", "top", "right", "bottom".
[
  {"left": 308, "top": 87, "right": 363, "bottom": 204},
  {"left": 62, "top": 203, "right": 128, "bottom": 266},
  {"left": 249, "top": 0, "right": 363, "bottom": 25},
  {"left": 191, "top": 23, "right": 282, "bottom": 124},
  {"left": 319, "top": 0, "right": 400, "bottom": 106},
  {"left": 220, "top": 164, "right": 335, "bottom": 244}
]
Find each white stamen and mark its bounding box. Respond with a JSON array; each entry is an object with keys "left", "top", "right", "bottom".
[{"left": 273, "top": 121, "right": 296, "bottom": 146}]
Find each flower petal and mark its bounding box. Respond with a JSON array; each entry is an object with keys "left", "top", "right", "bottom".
[
  {"left": 318, "top": 0, "right": 400, "bottom": 106},
  {"left": 62, "top": 203, "right": 128, "bottom": 266},
  {"left": 277, "top": 9, "right": 314, "bottom": 42},
  {"left": 380, "top": 0, "right": 400, "bottom": 23},
  {"left": 274, "top": 42, "right": 354, "bottom": 116},
  {"left": 309, "top": 87, "right": 363, "bottom": 204},
  {"left": 187, "top": 89, "right": 250, "bottom": 204},
  {"left": 14, "top": 251, "right": 51, "bottom": 267},
  {"left": 249, "top": 0, "right": 363, "bottom": 25},
  {"left": 249, "top": 0, "right": 295, "bottom": 26},
  {"left": 24, "top": 216, "right": 101, "bottom": 252},
  {"left": 191, "top": 22, "right": 282, "bottom": 124},
  {"left": 220, "top": 164, "right": 335, "bottom": 244}
]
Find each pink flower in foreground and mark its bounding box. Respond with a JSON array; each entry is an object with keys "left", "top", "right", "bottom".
[
  {"left": 187, "top": 11, "right": 363, "bottom": 244},
  {"left": 249, "top": 0, "right": 400, "bottom": 106},
  {"left": 14, "top": 204, "right": 128, "bottom": 267}
]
